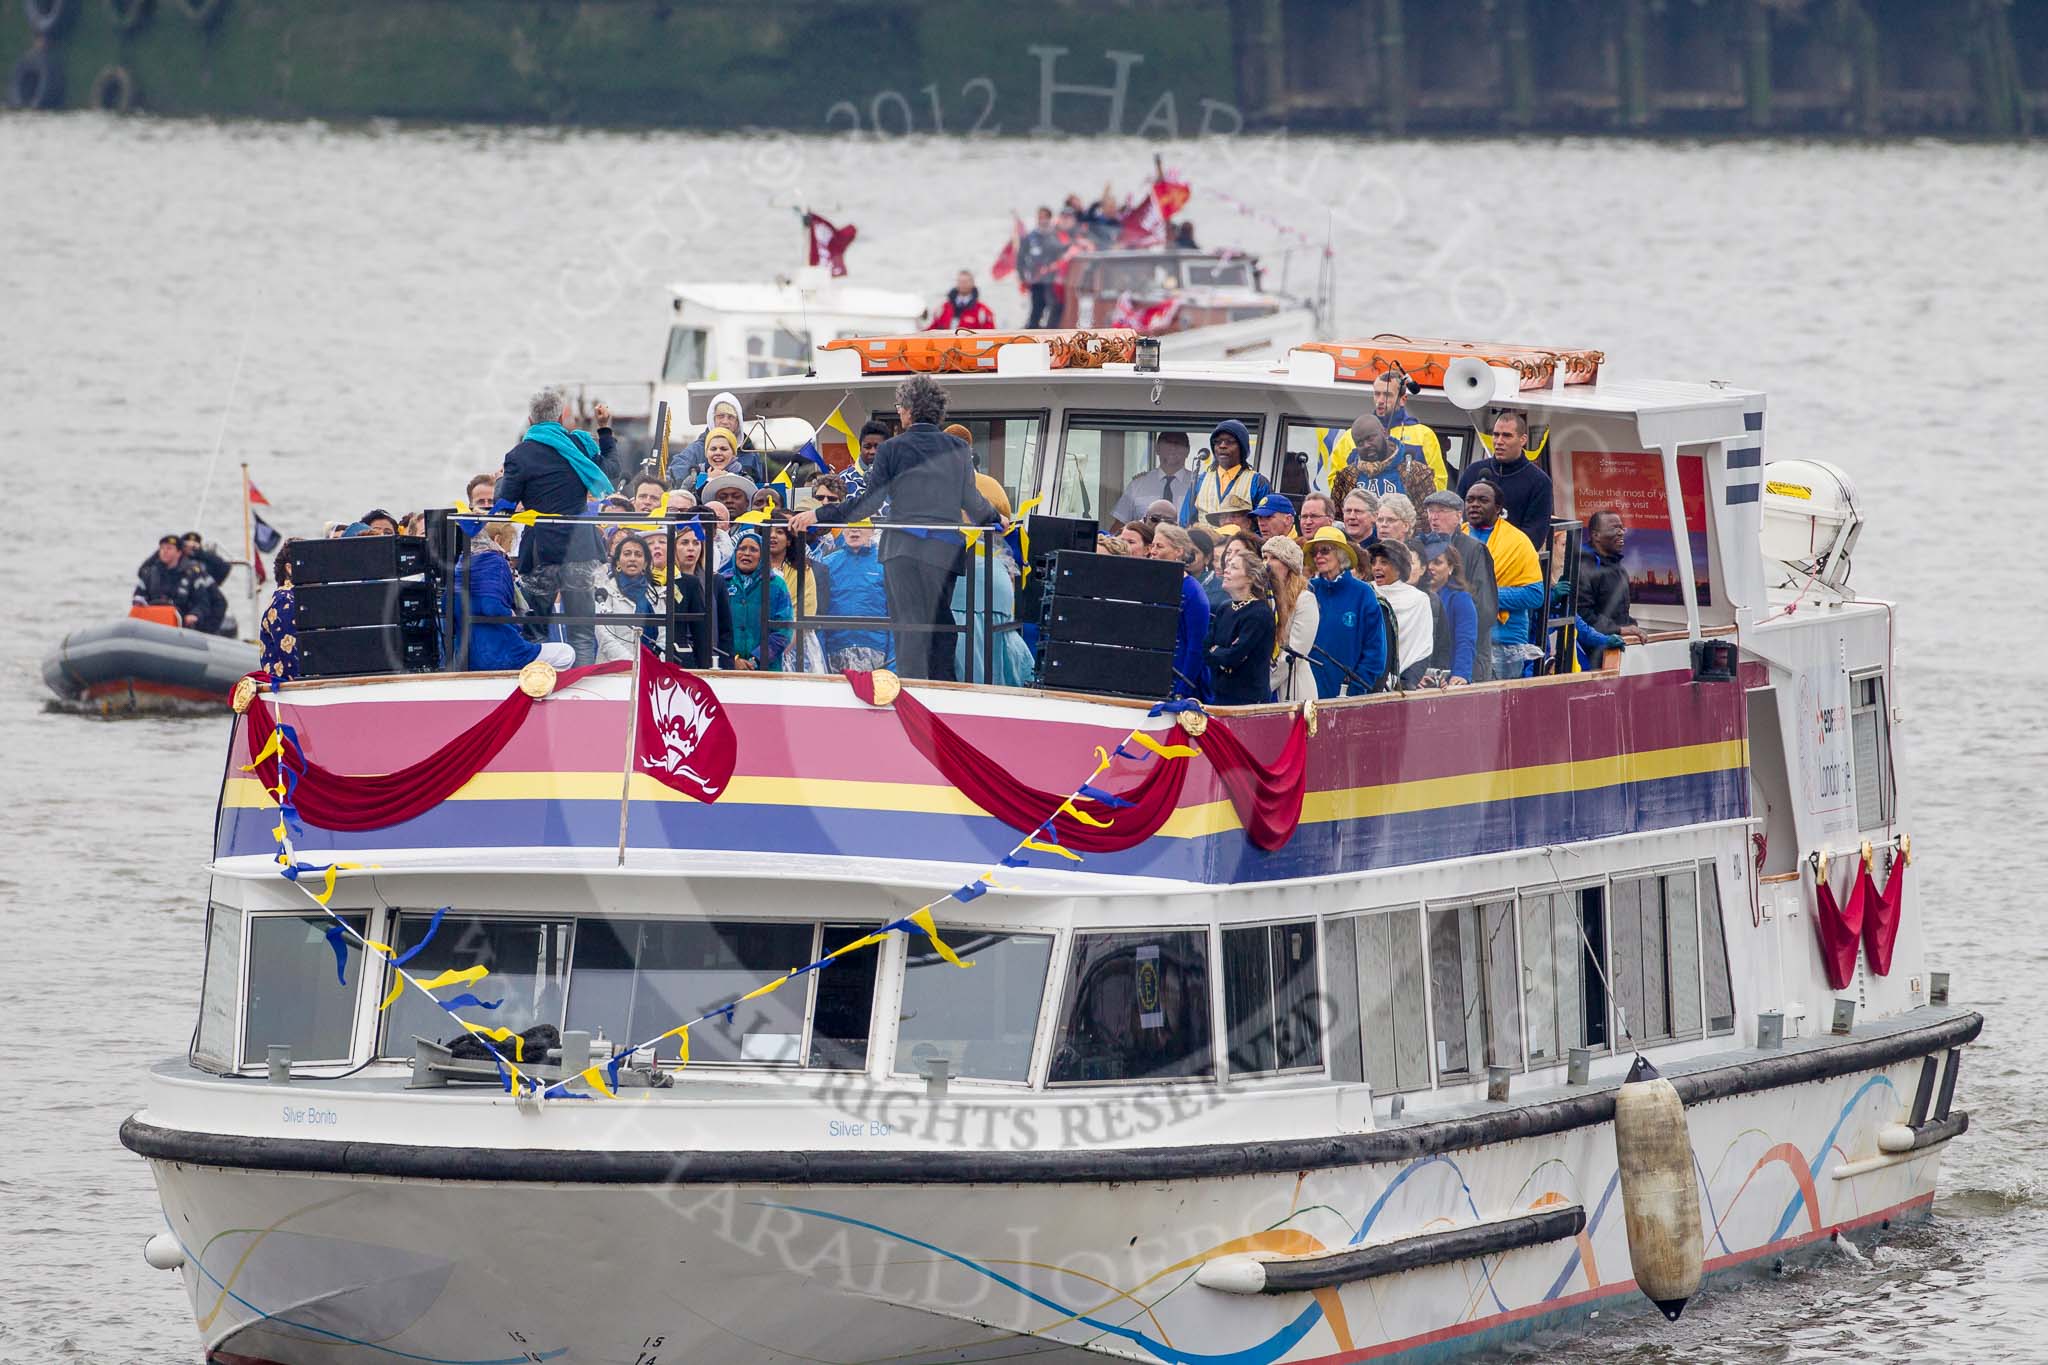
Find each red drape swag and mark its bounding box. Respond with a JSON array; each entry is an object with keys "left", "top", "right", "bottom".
[
  {"left": 872, "top": 681, "right": 1192, "bottom": 852},
  {"left": 1862, "top": 854, "right": 1904, "bottom": 977},
  {"left": 851, "top": 673, "right": 1309, "bottom": 853},
  {"left": 1191, "top": 713, "right": 1310, "bottom": 852},
  {"left": 1811, "top": 859, "right": 1867, "bottom": 991},
  {"left": 239, "top": 662, "right": 630, "bottom": 832}
]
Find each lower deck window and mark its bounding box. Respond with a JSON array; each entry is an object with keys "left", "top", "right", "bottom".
[
  {"left": 381, "top": 914, "right": 570, "bottom": 1057},
  {"left": 244, "top": 913, "right": 365, "bottom": 1066},
  {"left": 1427, "top": 902, "right": 1520, "bottom": 1077},
  {"left": 1344, "top": 908, "right": 1431, "bottom": 1094},
  {"left": 1050, "top": 930, "right": 1213, "bottom": 1083},
  {"left": 894, "top": 931, "right": 1051, "bottom": 1083},
  {"left": 1519, "top": 888, "right": 1609, "bottom": 1065},
  {"left": 566, "top": 919, "right": 814, "bottom": 1064},
  {"left": 1222, "top": 921, "right": 1322, "bottom": 1076},
  {"left": 810, "top": 923, "right": 883, "bottom": 1070},
  {"left": 1609, "top": 872, "right": 1705, "bottom": 1044}
]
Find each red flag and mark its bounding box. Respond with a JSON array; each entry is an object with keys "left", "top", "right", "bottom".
[
  {"left": 1861, "top": 853, "right": 1904, "bottom": 976},
  {"left": 991, "top": 214, "right": 1022, "bottom": 288},
  {"left": 633, "top": 647, "right": 738, "bottom": 802},
  {"left": 246, "top": 476, "right": 271, "bottom": 507},
  {"left": 805, "top": 212, "right": 857, "bottom": 278}
]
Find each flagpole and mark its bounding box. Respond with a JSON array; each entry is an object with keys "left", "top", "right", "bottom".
[
  {"left": 615, "top": 646, "right": 645, "bottom": 867},
  {"left": 240, "top": 463, "right": 259, "bottom": 643}
]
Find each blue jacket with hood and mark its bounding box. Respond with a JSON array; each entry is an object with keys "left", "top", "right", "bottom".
[{"left": 1305, "top": 571, "right": 1385, "bottom": 697}]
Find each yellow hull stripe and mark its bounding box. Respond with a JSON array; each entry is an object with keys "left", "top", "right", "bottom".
[{"left": 220, "top": 738, "right": 1746, "bottom": 842}]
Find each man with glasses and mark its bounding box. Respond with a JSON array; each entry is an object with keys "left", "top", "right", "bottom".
[{"left": 1111, "top": 430, "right": 1195, "bottom": 527}]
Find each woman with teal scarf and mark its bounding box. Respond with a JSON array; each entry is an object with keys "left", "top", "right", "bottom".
[
  {"left": 951, "top": 541, "right": 1034, "bottom": 686},
  {"left": 723, "top": 527, "right": 791, "bottom": 671}
]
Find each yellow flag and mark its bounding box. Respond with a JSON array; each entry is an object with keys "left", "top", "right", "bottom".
[
  {"left": 578, "top": 1064, "right": 616, "bottom": 1098},
  {"left": 1130, "top": 730, "right": 1199, "bottom": 761},
  {"left": 738, "top": 969, "right": 799, "bottom": 1003},
  {"left": 414, "top": 965, "right": 490, "bottom": 993},
  {"left": 1021, "top": 836, "right": 1083, "bottom": 863},
  {"left": 462, "top": 1021, "right": 525, "bottom": 1062},
  {"left": 242, "top": 729, "right": 284, "bottom": 771},
  {"left": 909, "top": 908, "right": 971, "bottom": 968}
]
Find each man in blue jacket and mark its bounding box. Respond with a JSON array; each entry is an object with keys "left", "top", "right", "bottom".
[
  {"left": 818, "top": 524, "right": 892, "bottom": 672},
  {"left": 1303, "top": 526, "right": 1384, "bottom": 697}
]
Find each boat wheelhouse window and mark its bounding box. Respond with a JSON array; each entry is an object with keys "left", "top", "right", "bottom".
[
  {"left": 663, "top": 326, "right": 709, "bottom": 384},
  {"left": 1608, "top": 872, "right": 1705, "bottom": 1045},
  {"left": 943, "top": 413, "right": 1046, "bottom": 515},
  {"left": 1519, "top": 887, "right": 1609, "bottom": 1066},
  {"left": 1221, "top": 921, "right": 1322, "bottom": 1077},
  {"left": 894, "top": 931, "right": 1052, "bottom": 1083},
  {"left": 1426, "top": 902, "right": 1520, "bottom": 1078},
  {"left": 379, "top": 914, "right": 570, "bottom": 1057},
  {"left": 745, "top": 327, "right": 809, "bottom": 379},
  {"left": 566, "top": 919, "right": 814, "bottom": 1065},
  {"left": 1057, "top": 416, "right": 1257, "bottom": 529},
  {"left": 1850, "top": 673, "right": 1893, "bottom": 831},
  {"left": 1697, "top": 862, "right": 1737, "bottom": 1035},
  {"left": 194, "top": 903, "right": 243, "bottom": 1071},
  {"left": 1049, "top": 930, "right": 1214, "bottom": 1083},
  {"left": 243, "top": 913, "right": 366, "bottom": 1066},
  {"left": 1184, "top": 258, "right": 1251, "bottom": 289},
  {"left": 810, "top": 923, "right": 884, "bottom": 1070}
]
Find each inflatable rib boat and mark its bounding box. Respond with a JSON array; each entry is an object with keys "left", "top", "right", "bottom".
[{"left": 42, "top": 614, "right": 257, "bottom": 714}]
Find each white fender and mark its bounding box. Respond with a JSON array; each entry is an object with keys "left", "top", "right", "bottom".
[{"left": 1613, "top": 1055, "right": 1704, "bottom": 1320}]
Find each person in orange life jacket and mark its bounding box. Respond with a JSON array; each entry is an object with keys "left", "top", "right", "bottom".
[
  {"left": 1179, "top": 419, "right": 1268, "bottom": 526},
  {"left": 1456, "top": 409, "right": 1553, "bottom": 550},
  {"left": 926, "top": 270, "right": 996, "bottom": 331},
  {"left": 1464, "top": 479, "right": 1545, "bottom": 680}
]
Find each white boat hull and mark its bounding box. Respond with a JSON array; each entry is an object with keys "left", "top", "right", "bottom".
[{"left": 143, "top": 1054, "right": 1951, "bottom": 1365}]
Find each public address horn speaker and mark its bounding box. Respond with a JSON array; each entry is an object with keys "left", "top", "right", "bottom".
[{"left": 1443, "top": 356, "right": 1499, "bottom": 412}]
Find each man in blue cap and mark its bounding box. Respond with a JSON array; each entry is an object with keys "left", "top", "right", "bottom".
[{"left": 1254, "top": 493, "right": 1297, "bottom": 545}]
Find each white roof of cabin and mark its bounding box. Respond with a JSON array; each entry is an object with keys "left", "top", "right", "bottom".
[{"left": 668, "top": 280, "right": 926, "bottom": 321}]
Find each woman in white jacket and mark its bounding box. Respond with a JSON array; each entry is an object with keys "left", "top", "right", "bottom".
[{"left": 1261, "top": 536, "right": 1320, "bottom": 703}]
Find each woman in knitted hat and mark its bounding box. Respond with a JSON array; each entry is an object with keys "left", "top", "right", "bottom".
[{"left": 1261, "top": 535, "right": 1319, "bottom": 703}]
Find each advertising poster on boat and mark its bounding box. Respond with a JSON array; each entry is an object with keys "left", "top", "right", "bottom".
[
  {"left": 1796, "top": 664, "right": 1856, "bottom": 834},
  {"left": 1570, "top": 449, "right": 1713, "bottom": 607}
]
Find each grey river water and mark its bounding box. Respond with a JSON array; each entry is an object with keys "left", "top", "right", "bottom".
[{"left": 0, "top": 119, "right": 2044, "bottom": 1362}]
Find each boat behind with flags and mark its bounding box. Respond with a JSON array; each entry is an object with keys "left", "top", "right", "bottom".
[{"left": 121, "top": 335, "right": 1980, "bottom": 1365}]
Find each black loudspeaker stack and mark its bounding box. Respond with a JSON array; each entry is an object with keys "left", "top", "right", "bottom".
[
  {"left": 1034, "top": 549, "right": 1181, "bottom": 700},
  {"left": 287, "top": 536, "right": 442, "bottom": 679}
]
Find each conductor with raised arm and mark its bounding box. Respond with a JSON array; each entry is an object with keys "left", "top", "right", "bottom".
[{"left": 790, "top": 375, "right": 1000, "bottom": 681}]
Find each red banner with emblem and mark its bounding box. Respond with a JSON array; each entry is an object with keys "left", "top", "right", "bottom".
[{"left": 633, "top": 647, "right": 738, "bottom": 802}]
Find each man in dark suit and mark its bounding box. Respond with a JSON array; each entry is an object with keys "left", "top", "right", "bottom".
[{"left": 791, "top": 375, "right": 1001, "bottom": 681}]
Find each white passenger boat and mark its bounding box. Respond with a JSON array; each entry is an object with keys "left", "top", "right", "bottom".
[{"left": 122, "top": 334, "right": 1976, "bottom": 1365}]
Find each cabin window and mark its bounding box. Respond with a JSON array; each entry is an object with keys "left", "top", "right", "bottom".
[
  {"left": 1608, "top": 872, "right": 1705, "bottom": 1045},
  {"left": 1427, "top": 901, "right": 1520, "bottom": 1078},
  {"left": 943, "top": 412, "right": 1046, "bottom": 515},
  {"left": 566, "top": 919, "right": 814, "bottom": 1065},
  {"left": 1698, "top": 862, "right": 1737, "bottom": 1035},
  {"left": 194, "top": 903, "right": 243, "bottom": 1071},
  {"left": 1850, "top": 673, "right": 1893, "bottom": 831},
  {"left": 662, "top": 326, "right": 709, "bottom": 384},
  {"left": 745, "top": 328, "right": 809, "bottom": 379},
  {"left": 379, "top": 914, "right": 571, "bottom": 1058},
  {"left": 810, "top": 923, "right": 884, "bottom": 1069},
  {"left": 1339, "top": 908, "right": 1431, "bottom": 1094},
  {"left": 243, "top": 913, "right": 366, "bottom": 1066},
  {"left": 1222, "top": 921, "right": 1322, "bottom": 1076},
  {"left": 1049, "top": 930, "right": 1214, "bottom": 1083},
  {"left": 1056, "top": 414, "right": 1261, "bottom": 529},
  {"left": 894, "top": 931, "right": 1052, "bottom": 1083},
  {"left": 1519, "top": 888, "right": 1609, "bottom": 1066}
]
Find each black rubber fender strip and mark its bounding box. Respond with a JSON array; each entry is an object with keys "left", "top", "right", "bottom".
[
  {"left": 1259, "top": 1207, "right": 1587, "bottom": 1293},
  {"left": 119, "top": 1010, "right": 1984, "bottom": 1187}
]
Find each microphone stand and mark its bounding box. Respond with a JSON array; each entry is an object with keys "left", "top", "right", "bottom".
[{"left": 1290, "top": 643, "right": 1377, "bottom": 695}]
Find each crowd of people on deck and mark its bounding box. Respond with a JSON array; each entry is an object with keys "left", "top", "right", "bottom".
[{"left": 238, "top": 365, "right": 1647, "bottom": 703}]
